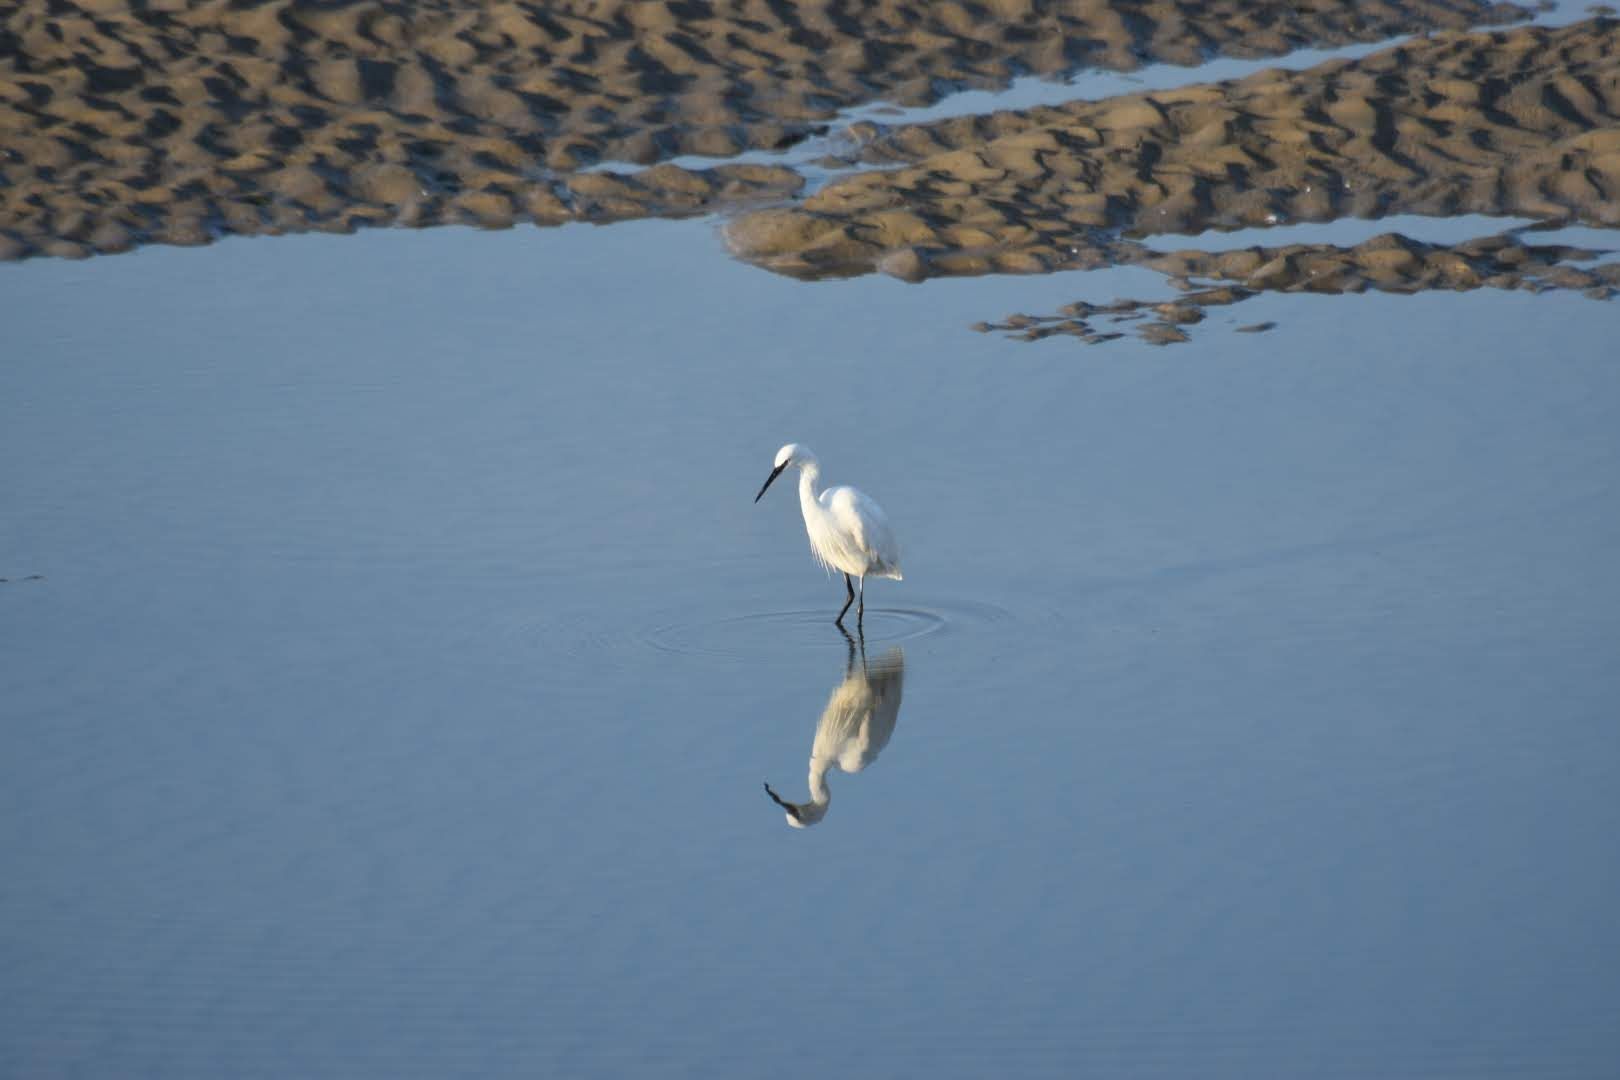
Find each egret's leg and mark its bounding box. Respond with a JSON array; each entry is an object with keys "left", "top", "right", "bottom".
[
  {"left": 835, "top": 574, "right": 856, "bottom": 627},
  {"left": 857, "top": 575, "right": 866, "bottom": 629}
]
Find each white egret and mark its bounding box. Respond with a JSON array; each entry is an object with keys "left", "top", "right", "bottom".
[
  {"left": 753, "top": 443, "right": 902, "bottom": 630},
  {"left": 764, "top": 643, "right": 905, "bottom": 828}
]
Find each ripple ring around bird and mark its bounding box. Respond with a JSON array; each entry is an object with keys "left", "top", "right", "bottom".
[{"left": 641, "top": 600, "right": 1012, "bottom": 660}]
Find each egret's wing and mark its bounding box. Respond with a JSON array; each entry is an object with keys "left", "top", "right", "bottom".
[
  {"left": 821, "top": 487, "right": 871, "bottom": 555},
  {"left": 823, "top": 486, "right": 902, "bottom": 576}
]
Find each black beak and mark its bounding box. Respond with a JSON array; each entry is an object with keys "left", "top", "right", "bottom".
[{"left": 754, "top": 462, "right": 786, "bottom": 503}]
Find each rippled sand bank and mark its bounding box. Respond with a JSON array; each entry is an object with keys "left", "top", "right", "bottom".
[
  {"left": 724, "top": 18, "right": 1620, "bottom": 281},
  {"left": 2, "top": 0, "right": 1527, "bottom": 260}
]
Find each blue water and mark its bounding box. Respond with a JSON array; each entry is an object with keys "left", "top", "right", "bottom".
[{"left": 3, "top": 216, "right": 1618, "bottom": 1077}]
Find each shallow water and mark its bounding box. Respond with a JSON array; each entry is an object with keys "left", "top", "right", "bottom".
[
  {"left": 3, "top": 205, "right": 1619, "bottom": 1079},
  {"left": 1135, "top": 213, "right": 1549, "bottom": 251}
]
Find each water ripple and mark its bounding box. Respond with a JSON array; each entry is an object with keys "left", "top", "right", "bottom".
[{"left": 641, "top": 598, "right": 1012, "bottom": 660}]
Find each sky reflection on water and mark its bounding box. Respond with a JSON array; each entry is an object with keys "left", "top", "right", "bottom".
[{"left": 2, "top": 217, "right": 1618, "bottom": 1078}]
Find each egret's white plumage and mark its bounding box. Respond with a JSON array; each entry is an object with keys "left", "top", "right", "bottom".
[
  {"left": 765, "top": 645, "right": 905, "bottom": 828},
  {"left": 754, "top": 443, "right": 902, "bottom": 628}
]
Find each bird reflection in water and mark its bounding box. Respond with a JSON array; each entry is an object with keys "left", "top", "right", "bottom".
[{"left": 764, "top": 636, "right": 905, "bottom": 828}]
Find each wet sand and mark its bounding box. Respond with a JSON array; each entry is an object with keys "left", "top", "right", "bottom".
[
  {"left": 725, "top": 17, "right": 1620, "bottom": 282},
  {"left": 974, "top": 227, "right": 1619, "bottom": 344},
  {"left": 1, "top": 0, "right": 1530, "bottom": 260}
]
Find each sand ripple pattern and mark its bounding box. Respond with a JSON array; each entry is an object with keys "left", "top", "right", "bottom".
[
  {"left": 0, "top": 0, "right": 1525, "bottom": 260},
  {"left": 725, "top": 18, "right": 1620, "bottom": 282}
]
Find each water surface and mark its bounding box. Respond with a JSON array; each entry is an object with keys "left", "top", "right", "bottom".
[{"left": 3, "top": 218, "right": 1618, "bottom": 1077}]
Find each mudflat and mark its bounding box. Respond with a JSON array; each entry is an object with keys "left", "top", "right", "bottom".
[
  {"left": 2, "top": 0, "right": 1533, "bottom": 260},
  {"left": 724, "top": 18, "right": 1620, "bottom": 281}
]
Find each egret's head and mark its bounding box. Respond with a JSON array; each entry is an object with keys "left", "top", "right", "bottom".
[{"left": 755, "top": 443, "right": 815, "bottom": 502}]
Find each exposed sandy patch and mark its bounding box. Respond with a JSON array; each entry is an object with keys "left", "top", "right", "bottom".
[
  {"left": 725, "top": 18, "right": 1620, "bottom": 281},
  {"left": 972, "top": 229, "right": 1617, "bottom": 344},
  {"left": 1, "top": 0, "right": 1526, "bottom": 260}
]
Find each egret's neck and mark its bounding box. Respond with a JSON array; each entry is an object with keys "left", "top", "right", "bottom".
[{"left": 797, "top": 463, "right": 823, "bottom": 517}]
